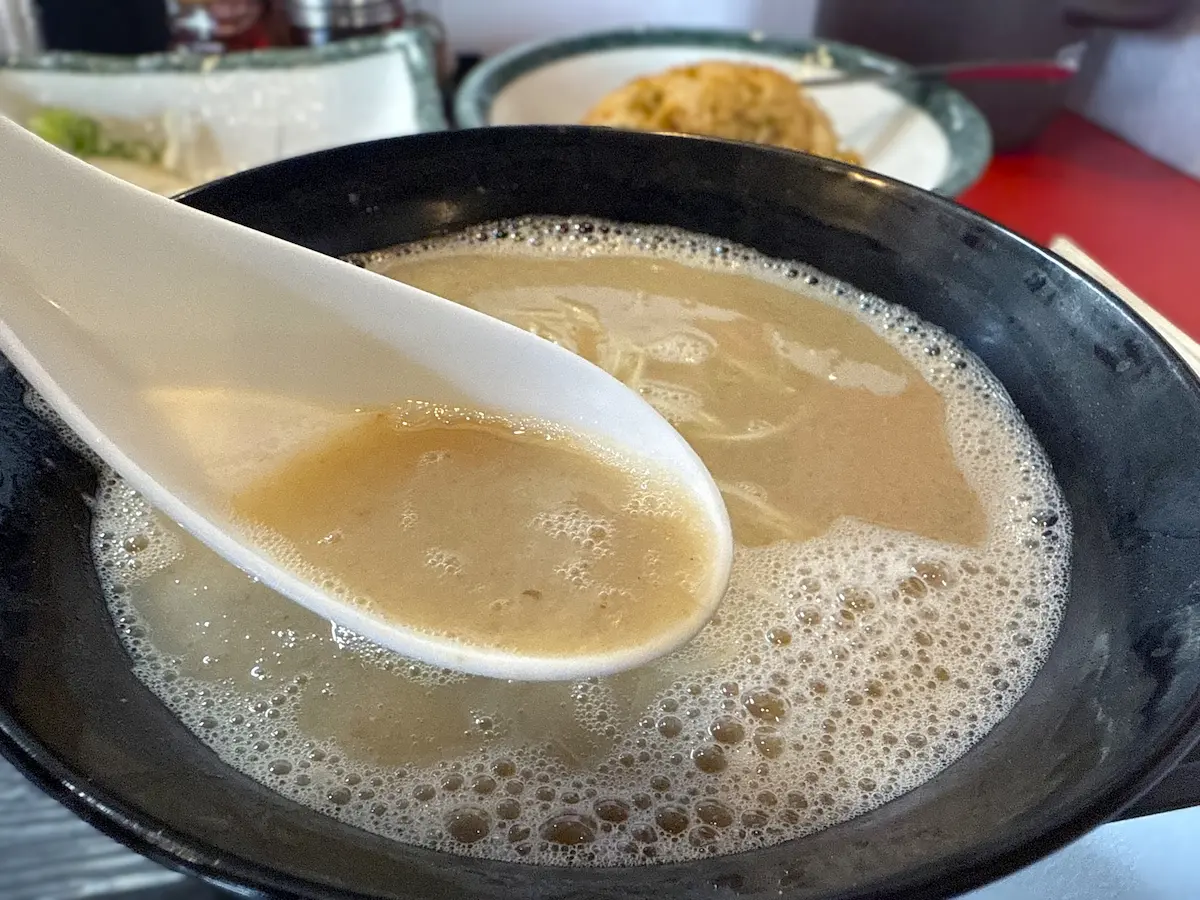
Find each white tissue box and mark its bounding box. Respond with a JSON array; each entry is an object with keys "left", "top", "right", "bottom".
[{"left": 1069, "top": 11, "right": 1200, "bottom": 180}]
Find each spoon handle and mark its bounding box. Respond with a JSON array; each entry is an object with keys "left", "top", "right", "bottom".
[{"left": 803, "top": 57, "right": 1079, "bottom": 89}]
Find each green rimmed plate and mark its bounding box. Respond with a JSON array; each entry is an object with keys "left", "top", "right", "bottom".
[
  {"left": 0, "top": 30, "right": 447, "bottom": 191},
  {"left": 455, "top": 27, "right": 991, "bottom": 197}
]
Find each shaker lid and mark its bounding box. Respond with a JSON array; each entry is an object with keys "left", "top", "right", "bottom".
[{"left": 284, "top": 0, "right": 403, "bottom": 31}]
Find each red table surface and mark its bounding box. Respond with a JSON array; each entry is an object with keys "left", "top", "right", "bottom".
[{"left": 959, "top": 113, "right": 1200, "bottom": 341}]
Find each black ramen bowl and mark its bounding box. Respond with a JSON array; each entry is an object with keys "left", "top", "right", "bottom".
[{"left": 2, "top": 127, "right": 1199, "bottom": 900}]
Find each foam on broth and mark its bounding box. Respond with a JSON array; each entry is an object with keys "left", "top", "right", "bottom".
[{"left": 65, "top": 217, "right": 1070, "bottom": 866}]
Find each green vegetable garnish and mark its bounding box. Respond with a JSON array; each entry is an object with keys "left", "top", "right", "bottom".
[
  {"left": 27, "top": 107, "right": 163, "bottom": 165},
  {"left": 28, "top": 107, "right": 102, "bottom": 156}
]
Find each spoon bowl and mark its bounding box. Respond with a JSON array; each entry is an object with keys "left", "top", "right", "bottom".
[{"left": 0, "top": 118, "right": 733, "bottom": 680}]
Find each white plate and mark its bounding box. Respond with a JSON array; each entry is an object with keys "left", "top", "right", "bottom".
[
  {"left": 0, "top": 30, "right": 446, "bottom": 191},
  {"left": 457, "top": 29, "right": 992, "bottom": 196}
]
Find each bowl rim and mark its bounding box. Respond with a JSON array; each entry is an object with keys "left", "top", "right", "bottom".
[
  {"left": 3, "top": 28, "right": 431, "bottom": 74},
  {"left": 4, "top": 126, "right": 1200, "bottom": 900},
  {"left": 453, "top": 25, "right": 993, "bottom": 198}
]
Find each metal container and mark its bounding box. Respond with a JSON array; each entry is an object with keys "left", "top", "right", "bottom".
[
  {"left": 0, "top": 0, "right": 40, "bottom": 57},
  {"left": 284, "top": 0, "right": 405, "bottom": 46}
]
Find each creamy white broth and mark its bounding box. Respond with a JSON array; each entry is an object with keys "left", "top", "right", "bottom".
[
  {"left": 77, "top": 217, "right": 1069, "bottom": 866},
  {"left": 228, "top": 404, "right": 719, "bottom": 658}
]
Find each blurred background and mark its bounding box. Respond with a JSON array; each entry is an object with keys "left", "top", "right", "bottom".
[{"left": 0, "top": 0, "right": 1197, "bottom": 177}]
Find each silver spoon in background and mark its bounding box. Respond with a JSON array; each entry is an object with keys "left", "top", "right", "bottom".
[
  {"left": 0, "top": 118, "right": 734, "bottom": 681},
  {"left": 801, "top": 45, "right": 1084, "bottom": 89}
]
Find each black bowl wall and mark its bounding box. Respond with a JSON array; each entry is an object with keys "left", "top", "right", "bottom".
[{"left": 2, "top": 127, "right": 1200, "bottom": 900}]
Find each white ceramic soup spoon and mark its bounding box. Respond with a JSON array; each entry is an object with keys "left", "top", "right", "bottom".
[{"left": 0, "top": 118, "right": 732, "bottom": 681}]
